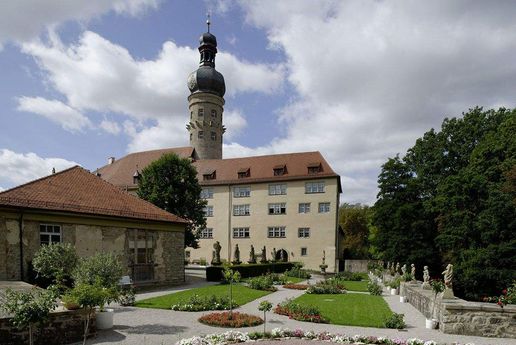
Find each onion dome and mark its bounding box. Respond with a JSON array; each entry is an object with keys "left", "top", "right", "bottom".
[{"left": 187, "top": 20, "right": 225, "bottom": 97}]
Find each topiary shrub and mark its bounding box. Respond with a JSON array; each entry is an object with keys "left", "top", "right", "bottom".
[{"left": 206, "top": 262, "right": 295, "bottom": 281}]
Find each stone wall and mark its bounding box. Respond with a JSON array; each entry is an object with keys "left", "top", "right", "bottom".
[
  {"left": 0, "top": 309, "right": 95, "bottom": 345},
  {"left": 402, "top": 283, "right": 516, "bottom": 338},
  {"left": 344, "top": 259, "right": 377, "bottom": 272}
]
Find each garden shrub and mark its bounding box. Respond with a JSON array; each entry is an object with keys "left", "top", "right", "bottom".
[
  {"left": 484, "top": 281, "right": 516, "bottom": 307},
  {"left": 367, "top": 281, "right": 383, "bottom": 295},
  {"left": 384, "top": 313, "right": 406, "bottom": 329},
  {"left": 32, "top": 243, "right": 78, "bottom": 289},
  {"left": 274, "top": 299, "right": 328, "bottom": 323},
  {"left": 306, "top": 278, "right": 346, "bottom": 294},
  {"left": 171, "top": 294, "right": 236, "bottom": 311},
  {"left": 335, "top": 271, "right": 363, "bottom": 281},
  {"left": 119, "top": 288, "right": 136, "bottom": 306},
  {"left": 247, "top": 275, "right": 276, "bottom": 291},
  {"left": 207, "top": 262, "right": 295, "bottom": 281},
  {"left": 198, "top": 311, "right": 263, "bottom": 327},
  {"left": 284, "top": 265, "right": 311, "bottom": 279},
  {"left": 72, "top": 252, "right": 124, "bottom": 289}
]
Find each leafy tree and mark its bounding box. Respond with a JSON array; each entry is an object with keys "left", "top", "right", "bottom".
[
  {"left": 72, "top": 252, "right": 124, "bottom": 289},
  {"left": 339, "top": 204, "right": 371, "bottom": 259},
  {"left": 32, "top": 243, "right": 78, "bottom": 290},
  {"left": 137, "top": 153, "right": 207, "bottom": 248}
]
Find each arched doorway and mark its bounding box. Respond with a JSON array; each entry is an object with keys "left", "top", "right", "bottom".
[{"left": 275, "top": 249, "right": 288, "bottom": 262}]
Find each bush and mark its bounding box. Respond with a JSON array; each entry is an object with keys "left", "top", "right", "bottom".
[
  {"left": 387, "top": 277, "right": 401, "bottom": 289},
  {"left": 306, "top": 278, "right": 346, "bottom": 294},
  {"left": 384, "top": 313, "right": 406, "bottom": 329},
  {"left": 283, "top": 284, "right": 309, "bottom": 290},
  {"left": 274, "top": 299, "right": 328, "bottom": 323},
  {"left": 32, "top": 243, "right": 78, "bottom": 289},
  {"left": 335, "top": 271, "right": 363, "bottom": 281},
  {"left": 171, "top": 294, "right": 235, "bottom": 311},
  {"left": 483, "top": 281, "right": 516, "bottom": 308},
  {"left": 207, "top": 262, "right": 296, "bottom": 281},
  {"left": 247, "top": 275, "right": 276, "bottom": 291},
  {"left": 198, "top": 311, "right": 263, "bottom": 327},
  {"left": 284, "top": 265, "right": 311, "bottom": 279},
  {"left": 119, "top": 288, "right": 136, "bottom": 306},
  {"left": 72, "top": 252, "right": 124, "bottom": 289},
  {"left": 367, "top": 281, "right": 383, "bottom": 295}
]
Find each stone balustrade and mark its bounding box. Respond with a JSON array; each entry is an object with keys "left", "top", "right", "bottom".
[{"left": 402, "top": 282, "right": 516, "bottom": 338}]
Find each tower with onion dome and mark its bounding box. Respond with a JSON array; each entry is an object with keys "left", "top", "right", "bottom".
[{"left": 186, "top": 18, "right": 226, "bottom": 160}]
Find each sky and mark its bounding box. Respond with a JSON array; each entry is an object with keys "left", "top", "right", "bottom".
[{"left": 0, "top": 0, "right": 515, "bottom": 204}]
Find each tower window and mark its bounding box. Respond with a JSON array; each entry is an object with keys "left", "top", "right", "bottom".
[
  {"left": 198, "top": 108, "right": 204, "bottom": 117},
  {"left": 211, "top": 109, "right": 216, "bottom": 118},
  {"left": 190, "top": 111, "right": 193, "bottom": 119},
  {"left": 190, "top": 133, "right": 193, "bottom": 141},
  {"left": 198, "top": 131, "right": 204, "bottom": 139},
  {"left": 211, "top": 131, "right": 216, "bottom": 141}
]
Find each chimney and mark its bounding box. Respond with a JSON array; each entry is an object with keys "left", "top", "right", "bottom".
[{"left": 108, "top": 157, "right": 115, "bottom": 165}]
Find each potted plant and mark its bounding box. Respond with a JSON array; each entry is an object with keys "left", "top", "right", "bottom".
[
  {"left": 427, "top": 279, "right": 445, "bottom": 329},
  {"left": 388, "top": 278, "right": 400, "bottom": 295}
]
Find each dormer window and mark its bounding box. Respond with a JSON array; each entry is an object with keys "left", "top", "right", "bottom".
[
  {"left": 238, "top": 168, "right": 250, "bottom": 179},
  {"left": 273, "top": 164, "right": 287, "bottom": 176},
  {"left": 203, "top": 169, "right": 216, "bottom": 181},
  {"left": 133, "top": 170, "right": 141, "bottom": 184},
  {"left": 307, "top": 162, "right": 322, "bottom": 174}
]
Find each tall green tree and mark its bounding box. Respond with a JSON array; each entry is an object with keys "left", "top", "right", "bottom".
[
  {"left": 137, "top": 153, "right": 207, "bottom": 248},
  {"left": 339, "top": 204, "right": 371, "bottom": 259}
]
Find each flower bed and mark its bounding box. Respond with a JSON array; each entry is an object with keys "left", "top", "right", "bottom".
[
  {"left": 176, "top": 328, "right": 449, "bottom": 345},
  {"left": 274, "top": 299, "right": 328, "bottom": 323},
  {"left": 171, "top": 294, "right": 236, "bottom": 311},
  {"left": 198, "top": 312, "right": 263, "bottom": 328},
  {"left": 282, "top": 283, "right": 309, "bottom": 290}
]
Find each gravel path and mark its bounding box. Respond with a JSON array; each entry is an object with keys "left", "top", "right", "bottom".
[{"left": 78, "top": 274, "right": 516, "bottom": 345}]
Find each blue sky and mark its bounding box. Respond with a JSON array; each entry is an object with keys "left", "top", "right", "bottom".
[{"left": 1, "top": 1, "right": 516, "bottom": 204}]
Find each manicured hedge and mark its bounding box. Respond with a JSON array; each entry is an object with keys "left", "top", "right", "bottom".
[{"left": 206, "top": 262, "right": 296, "bottom": 281}]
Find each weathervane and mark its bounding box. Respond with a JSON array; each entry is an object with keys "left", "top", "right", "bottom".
[{"left": 206, "top": 12, "right": 211, "bottom": 33}]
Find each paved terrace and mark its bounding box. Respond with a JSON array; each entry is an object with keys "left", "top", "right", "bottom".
[{"left": 66, "top": 271, "right": 516, "bottom": 345}]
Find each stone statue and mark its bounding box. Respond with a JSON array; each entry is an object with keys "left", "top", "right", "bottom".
[
  {"left": 422, "top": 265, "right": 431, "bottom": 290},
  {"left": 442, "top": 264, "right": 455, "bottom": 299},
  {"left": 395, "top": 262, "right": 400, "bottom": 275},
  {"left": 211, "top": 241, "right": 221, "bottom": 265},
  {"left": 322, "top": 250, "right": 326, "bottom": 265},
  {"left": 280, "top": 249, "right": 285, "bottom": 262},
  {"left": 232, "top": 244, "right": 241, "bottom": 264},
  {"left": 248, "top": 245, "right": 256, "bottom": 264},
  {"left": 410, "top": 263, "right": 417, "bottom": 283},
  {"left": 260, "top": 246, "right": 267, "bottom": 263},
  {"left": 319, "top": 250, "right": 328, "bottom": 274},
  {"left": 401, "top": 264, "right": 407, "bottom": 276},
  {"left": 271, "top": 247, "right": 277, "bottom": 262},
  {"left": 387, "top": 261, "right": 390, "bottom": 270}
]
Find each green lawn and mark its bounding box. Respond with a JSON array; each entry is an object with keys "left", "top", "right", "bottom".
[
  {"left": 341, "top": 280, "right": 368, "bottom": 292},
  {"left": 135, "top": 284, "right": 271, "bottom": 309},
  {"left": 293, "top": 293, "right": 392, "bottom": 327}
]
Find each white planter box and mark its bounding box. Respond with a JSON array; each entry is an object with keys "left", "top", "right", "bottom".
[
  {"left": 400, "top": 296, "right": 407, "bottom": 303},
  {"left": 425, "top": 318, "right": 438, "bottom": 329},
  {"left": 390, "top": 288, "right": 398, "bottom": 295},
  {"left": 96, "top": 308, "right": 114, "bottom": 330}
]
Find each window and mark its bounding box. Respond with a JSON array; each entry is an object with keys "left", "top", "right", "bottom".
[
  {"left": 268, "top": 203, "right": 286, "bottom": 215},
  {"left": 200, "top": 188, "right": 213, "bottom": 199},
  {"left": 233, "top": 186, "right": 251, "bottom": 197},
  {"left": 305, "top": 181, "right": 325, "bottom": 193},
  {"left": 298, "top": 203, "right": 311, "bottom": 213},
  {"left": 268, "top": 226, "right": 286, "bottom": 238},
  {"left": 233, "top": 204, "right": 250, "bottom": 216},
  {"left": 318, "top": 202, "right": 330, "bottom": 213},
  {"left": 190, "top": 111, "right": 193, "bottom": 119},
  {"left": 128, "top": 229, "right": 156, "bottom": 266},
  {"left": 198, "top": 130, "right": 204, "bottom": 139},
  {"left": 211, "top": 131, "right": 216, "bottom": 141},
  {"left": 211, "top": 109, "right": 216, "bottom": 118},
  {"left": 40, "top": 224, "right": 61, "bottom": 245},
  {"left": 237, "top": 168, "right": 250, "bottom": 179},
  {"left": 268, "top": 183, "right": 286, "bottom": 195},
  {"left": 273, "top": 165, "right": 287, "bottom": 176},
  {"left": 198, "top": 108, "right": 204, "bottom": 117},
  {"left": 203, "top": 170, "right": 216, "bottom": 180},
  {"left": 301, "top": 247, "right": 308, "bottom": 256},
  {"left": 233, "top": 227, "right": 250, "bottom": 238},
  {"left": 298, "top": 227, "right": 310, "bottom": 238},
  {"left": 203, "top": 205, "right": 214, "bottom": 217},
  {"left": 200, "top": 228, "right": 213, "bottom": 239}
]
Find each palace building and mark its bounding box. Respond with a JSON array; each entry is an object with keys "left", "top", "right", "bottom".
[{"left": 97, "top": 25, "right": 342, "bottom": 272}]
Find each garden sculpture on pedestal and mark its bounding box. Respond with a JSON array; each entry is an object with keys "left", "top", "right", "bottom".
[
  {"left": 395, "top": 262, "right": 400, "bottom": 277},
  {"left": 442, "top": 264, "right": 455, "bottom": 299},
  {"left": 410, "top": 264, "right": 417, "bottom": 284},
  {"left": 422, "top": 266, "right": 431, "bottom": 289},
  {"left": 260, "top": 246, "right": 267, "bottom": 263},
  {"left": 401, "top": 264, "right": 407, "bottom": 276},
  {"left": 211, "top": 241, "right": 222, "bottom": 266},
  {"left": 232, "top": 244, "right": 241, "bottom": 264},
  {"left": 271, "top": 248, "right": 277, "bottom": 262},
  {"left": 248, "top": 245, "right": 256, "bottom": 264},
  {"left": 319, "top": 250, "right": 328, "bottom": 274},
  {"left": 280, "top": 249, "right": 285, "bottom": 262}
]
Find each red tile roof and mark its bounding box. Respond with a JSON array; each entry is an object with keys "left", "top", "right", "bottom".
[
  {"left": 0, "top": 166, "right": 187, "bottom": 223},
  {"left": 97, "top": 148, "right": 340, "bottom": 189}
]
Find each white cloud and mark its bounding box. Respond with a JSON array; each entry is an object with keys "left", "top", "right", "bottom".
[
  {"left": 17, "top": 96, "right": 92, "bottom": 132},
  {"left": 0, "top": 0, "right": 159, "bottom": 48},
  {"left": 225, "top": 0, "right": 516, "bottom": 204},
  {"left": 223, "top": 109, "right": 247, "bottom": 140},
  {"left": 0, "top": 149, "right": 77, "bottom": 189},
  {"left": 21, "top": 30, "right": 285, "bottom": 150},
  {"left": 99, "top": 119, "right": 122, "bottom": 135}
]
